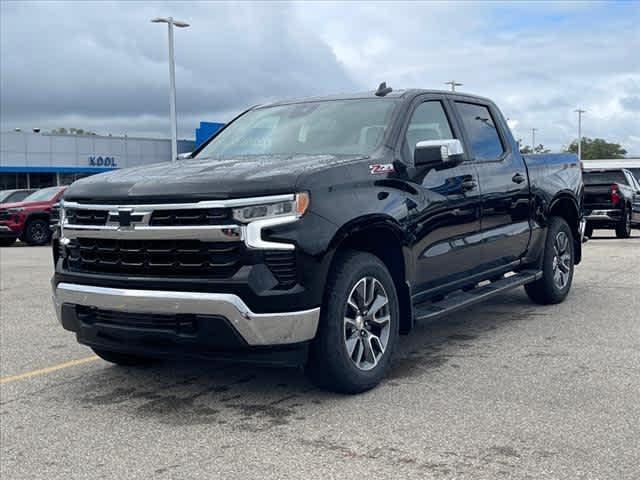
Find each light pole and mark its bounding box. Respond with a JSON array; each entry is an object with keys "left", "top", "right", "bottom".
[
  {"left": 445, "top": 80, "right": 463, "bottom": 92},
  {"left": 531, "top": 128, "right": 537, "bottom": 152},
  {"left": 151, "top": 16, "right": 190, "bottom": 162},
  {"left": 574, "top": 109, "right": 586, "bottom": 161}
]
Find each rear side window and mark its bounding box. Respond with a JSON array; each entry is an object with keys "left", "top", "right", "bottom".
[
  {"left": 583, "top": 171, "right": 628, "bottom": 185},
  {"left": 455, "top": 102, "right": 505, "bottom": 161}
]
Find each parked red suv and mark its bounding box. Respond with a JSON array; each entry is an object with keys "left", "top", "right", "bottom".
[{"left": 0, "top": 186, "right": 67, "bottom": 246}]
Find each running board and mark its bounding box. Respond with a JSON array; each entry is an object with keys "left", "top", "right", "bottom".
[{"left": 413, "top": 270, "right": 542, "bottom": 322}]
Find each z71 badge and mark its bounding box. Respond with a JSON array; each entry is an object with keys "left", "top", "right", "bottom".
[{"left": 369, "top": 163, "right": 394, "bottom": 175}]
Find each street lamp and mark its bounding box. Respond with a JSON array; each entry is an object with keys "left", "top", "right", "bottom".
[
  {"left": 445, "top": 80, "right": 463, "bottom": 92},
  {"left": 151, "top": 16, "right": 190, "bottom": 162},
  {"left": 574, "top": 109, "right": 586, "bottom": 161}
]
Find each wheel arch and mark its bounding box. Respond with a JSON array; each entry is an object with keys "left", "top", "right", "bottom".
[
  {"left": 548, "top": 192, "right": 582, "bottom": 264},
  {"left": 327, "top": 214, "right": 413, "bottom": 334}
]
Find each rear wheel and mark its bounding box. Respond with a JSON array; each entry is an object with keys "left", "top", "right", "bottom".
[
  {"left": 23, "top": 219, "right": 51, "bottom": 245},
  {"left": 92, "top": 348, "right": 156, "bottom": 366},
  {"left": 308, "top": 251, "right": 399, "bottom": 394},
  {"left": 615, "top": 209, "right": 631, "bottom": 238},
  {"left": 525, "top": 217, "right": 574, "bottom": 305}
]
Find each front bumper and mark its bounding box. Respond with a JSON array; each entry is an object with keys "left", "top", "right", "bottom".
[
  {"left": 53, "top": 282, "right": 320, "bottom": 349},
  {"left": 0, "top": 224, "right": 19, "bottom": 239}
]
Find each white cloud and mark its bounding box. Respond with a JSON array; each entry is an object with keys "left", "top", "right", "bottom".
[{"left": 1, "top": 0, "right": 639, "bottom": 154}]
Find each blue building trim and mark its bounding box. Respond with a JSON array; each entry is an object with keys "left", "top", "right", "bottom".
[
  {"left": 195, "top": 122, "right": 225, "bottom": 148},
  {"left": 0, "top": 166, "right": 117, "bottom": 173}
]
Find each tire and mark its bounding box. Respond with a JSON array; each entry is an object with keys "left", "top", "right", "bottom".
[
  {"left": 615, "top": 208, "right": 631, "bottom": 239},
  {"left": 92, "top": 348, "right": 156, "bottom": 366},
  {"left": 0, "top": 238, "right": 16, "bottom": 247},
  {"left": 584, "top": 223, "right": 593, "bottom": 238},
  {"left": 525, "top": 217, "right": 575, "bottom": 305},
  {"left": 307, "top": 251, "right": 400, "bottom": 394},
  {"left": 23, "top": 219, "right": 51, "bottom": 245}
]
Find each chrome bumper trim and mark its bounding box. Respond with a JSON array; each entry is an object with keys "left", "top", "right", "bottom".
[
  {"left": 61, "top": 195, "right": 295, "bottom": 211},
  {"left": 0, "top": 225, "right": 12, "bottom": 232},
  {"left": 62, "top": 224, "right": 243, "bottom": 241},
  {"left": 52, "top": 282, "right": 320, "bottom": 346}
]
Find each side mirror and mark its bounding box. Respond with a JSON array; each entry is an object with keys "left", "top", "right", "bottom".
[
  {"left": 177, "top": 152, "right": 192, "bottom": 160},
  {"left": 414, "top": 139, "right": 464, "bottom": 169}
]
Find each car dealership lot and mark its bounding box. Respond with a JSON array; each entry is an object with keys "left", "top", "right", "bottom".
[{"left": 1, "top": 233, "right": 639, "bottom": 480}]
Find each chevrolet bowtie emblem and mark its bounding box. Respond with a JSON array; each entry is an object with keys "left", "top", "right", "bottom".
[{"left": 117, "top": 209, "right": 133, "bottom": 227}]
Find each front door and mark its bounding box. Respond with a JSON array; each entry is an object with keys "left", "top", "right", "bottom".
[{"left": 399, "top": 97, "right": 483, "bottom": 294}]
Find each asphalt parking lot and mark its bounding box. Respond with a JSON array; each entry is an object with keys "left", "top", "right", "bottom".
[{"left": 1, "top": 231, "right": 639, "bottom": 480}]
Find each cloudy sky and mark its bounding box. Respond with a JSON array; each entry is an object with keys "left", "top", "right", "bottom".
[{"left": 1, "top": 0, "right": 639, "bottom": 153}]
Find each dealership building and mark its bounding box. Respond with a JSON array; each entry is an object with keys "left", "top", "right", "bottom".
[{"left": 0, "top": 121, "right": 224, "bottom": 191}]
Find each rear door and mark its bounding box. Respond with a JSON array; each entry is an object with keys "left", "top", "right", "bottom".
[{"left": 453, "top": 100, "right": 530, "bottom": 267}]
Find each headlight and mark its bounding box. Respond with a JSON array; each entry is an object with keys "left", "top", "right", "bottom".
[
  {"left": 232, "top": 193, "right": 309, "bottom": 223},
  {"left": 7, "top": 208, "right": 25, "bottom": 214}
]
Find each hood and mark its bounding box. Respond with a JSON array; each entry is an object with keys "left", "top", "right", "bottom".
[
  {"left": 64, "top": 154, "right": 365, "bottom": 202},
  {"left": 0, "top": 200, "right": 52, "bottom": 210}
]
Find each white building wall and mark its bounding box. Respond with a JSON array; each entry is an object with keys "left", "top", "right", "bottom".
[{"left": 0, "top": 132, "right": 194, "bottom": 171}]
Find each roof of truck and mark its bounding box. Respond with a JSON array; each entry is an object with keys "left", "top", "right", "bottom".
[{"left": 259, "top": 89, "right": 494, "bottom": 108}]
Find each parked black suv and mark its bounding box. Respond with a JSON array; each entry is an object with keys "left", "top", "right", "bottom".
[{"left": 52, "top": 87, "right": 584, "bottom": 393}]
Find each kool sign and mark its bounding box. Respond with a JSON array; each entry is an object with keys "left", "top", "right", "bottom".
[{"left": 88, "top": 156, "right": 118, "bottom": 167}]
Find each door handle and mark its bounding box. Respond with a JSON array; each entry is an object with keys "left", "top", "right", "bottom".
[
  {"left": 461, "top": 179, "right": 477, "bottom": 191},
  {"left": 512, "top": 173, "right": 526, "bottom": 184}
]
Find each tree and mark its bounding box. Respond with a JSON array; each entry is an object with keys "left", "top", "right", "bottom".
[
  {"left": 49, "top": 127, "right": 97, "bottom": 136},
  {"left": 566, "top": 137, "right": 627, "bottom": 159},
  {"left": 519, "top": 141, "right": 550, "bottom": 154}
]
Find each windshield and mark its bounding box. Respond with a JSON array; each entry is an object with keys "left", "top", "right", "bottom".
[
  {"left": 22, "top": 187, "right": 62, "bottom": 202},
  {"left": 0, "top": 191, "right": 13, "bottom": 203},
  {"left": 196, "top": 99, "right": 398, "bottom": 159},
  {"left": 583, "top": 170, "right": 628, "bottom": 186}
]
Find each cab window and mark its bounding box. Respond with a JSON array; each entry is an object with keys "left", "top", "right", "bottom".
[
  {"left": 402, "top": 101, "right": 454, "bottom": 163},
  {"left": 455, "top": 102, "right": 505, "bottom": 161}
]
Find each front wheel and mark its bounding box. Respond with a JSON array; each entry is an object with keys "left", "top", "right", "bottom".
[
  {"left": 615, "top": 209, "right": 631, "bottom": 238},
  {"left": 23, "top": 219, "right": 51, "bottom": 245},
  {"left": 525, "top": 217, "right": 575, "bottom": 305},
  {"left": 307, "top": 251, "right": 399, "bottom": 394}
]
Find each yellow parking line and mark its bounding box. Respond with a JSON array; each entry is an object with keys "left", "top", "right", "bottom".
[{"left": 0, "top": 355, "right": 99, "bottom": 385}]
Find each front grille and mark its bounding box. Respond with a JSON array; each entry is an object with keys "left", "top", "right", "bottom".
[
  {"left": 76, "top": 306, "right": 199, "bottom": 334},
  {"left": 0, "top": 210, "right": 8, "bottom": 221},
  {"left": 264, "top": 251, "right": 297, "bottom": 288},
  {"left": 66, "top": 208, "right": 109, "bottom": 226},
  {"left": 66, "top": 238, "right": 242, "bottom": 277},
  {"left": 150, "top": 208, "right": 230, "bottom": 226}
]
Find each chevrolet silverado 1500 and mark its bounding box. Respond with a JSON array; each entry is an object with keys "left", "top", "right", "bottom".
[{"left": 52, "top": 87, "right": 584, "bottom": 393}]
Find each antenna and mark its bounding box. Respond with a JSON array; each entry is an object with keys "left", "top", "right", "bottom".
[{"left": 375, "top": 82, "right": 393, "bottom": 97}]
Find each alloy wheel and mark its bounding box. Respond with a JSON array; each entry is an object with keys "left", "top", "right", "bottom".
[
  {"left": 552, "top": 231, "right": 571, "bottom": 289},
  {"left": 343, "top": 276, "right": 391, "bottom": 371},
  {"left": 29, "top": 222, "right": 47, "bottom": 243}
]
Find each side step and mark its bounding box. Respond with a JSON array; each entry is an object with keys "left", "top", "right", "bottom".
[{"left": 413, "top": 269, "right": 542, "bottom": 322}]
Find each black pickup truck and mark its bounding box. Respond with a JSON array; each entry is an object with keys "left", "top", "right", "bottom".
[
  {"left": 583, "top": 167, "right": 640, "bottom": 238},
  {"left": 52, "top": 87, "right": 584, "bottom": 393}
]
